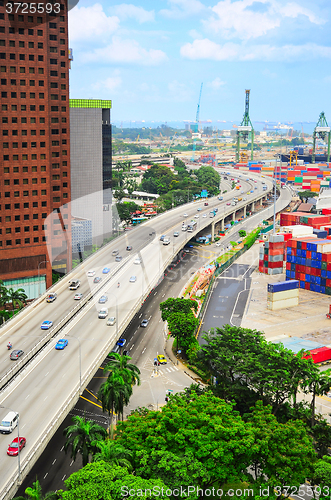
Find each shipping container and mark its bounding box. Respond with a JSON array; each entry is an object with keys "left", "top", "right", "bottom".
[
  {"left": 267, "top": 280, "right": 299, "bottom": 293},
  {"left": 302, "top": 346, "right": 331, "bottom": 364},
  {"left": 267, "top": 289, "right": 299, "bottom": 302},
  {"left": 267, "top": 296, "right": 299, "bottom": 310}
]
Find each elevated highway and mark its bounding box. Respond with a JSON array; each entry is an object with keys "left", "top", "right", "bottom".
[{"left": 0, "top": 175, "right": 285, "bottom": 499}]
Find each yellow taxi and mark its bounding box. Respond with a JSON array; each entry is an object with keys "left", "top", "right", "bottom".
[{"left": 157, "top": 354, "right": 167, "bottom": 365}]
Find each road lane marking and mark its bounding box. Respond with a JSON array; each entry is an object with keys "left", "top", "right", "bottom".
[
  {"left": 52, "top": 459, "right": 56, "bottom": 465},
  {"left": 70, "top": 460, "right": 74, "bottom": 466},
  {"left": 44, "top": 473, "right": 48, "bottom": 479},
  {"left": 45, "top": 372, "right": 49, "bottom": 377},
  {"left": 79, "top": 395, "right": 103, "bottom": 409},
  {"left": 142, "top": 348, "right": 146, "bottom": 354},
  {"left": 25, "top": 394, "right": 29, "bottom": 400},
  {"left": 60, "top": 446, "right": 64, "bottom": 452},
  {"left": 62, "top": 475, "right": 66, "bottom": 481}
]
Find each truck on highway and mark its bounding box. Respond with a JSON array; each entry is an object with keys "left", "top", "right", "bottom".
[
  {"left": 263, "top": 186, "right": 267, "bottom": 191},
  {"left": 187, "top": 221, "right": 197, "bottom": 232},
  {"left": 209, "top": 209, "right": 217, "bottom": 218}
]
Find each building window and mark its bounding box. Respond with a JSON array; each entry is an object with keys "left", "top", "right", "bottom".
[
  {"left": 33, "top": 237, "right": 39, "bottom": 242},
  {"left": 33, "top": 213, "right": 38, "bottom": 218},
  {"left": 53, "top": 197, "right": 60, "bottom": 202},
  {"left": 23, "top": 202, "right": 29, "bottom": 208},
  {"left": 15, "top": 215, "right": 20, "bottom": 220},
  {"left": 33, "top": 225, "right": 38, "bottom": 231},
  {"left": 15, "top": 227, "right": 20, "bottom": 233},
  {"left": 24, "top": 238, "right": 30, "bottom": 243},
  {"left": 6, "top": 240, "right": 12, "bottom": 246},
  {"left": 24, "top": 226, "right": 30, "bottom": 232},
  {"left": 15, "top": 239, "right": 21, "bottom": 244},
  {"left": 41, "top": 189, "right": 46, "bottom": 195}
]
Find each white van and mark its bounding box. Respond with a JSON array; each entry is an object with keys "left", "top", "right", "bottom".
[
  {"left": 182, "top": 225, "right": 188, "bottom": 231},
  {"left": 163, "top": 238, "right": 170, "bottom": 245},
  {"left": 98, "top": 308, "right": 108, "bottom": 319},
  {"left": 0, "top": 411, "right": 19, "bottom": 434}
]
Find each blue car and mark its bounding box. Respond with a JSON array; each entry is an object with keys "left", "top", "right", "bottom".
[
  {"left": 102, "top": 267, "right": 110, "bottom": 274},
  {"left": 98, "top": 295, "right": 108, "bottom": 304},
  {"left": 116, "top": 338, "right": 126, "bottom": 347},
  {"left": 55, "top": 339, "right": 68, "bottom": 350},
  {"left": 41, "top": 320, "right": 53, "bottom": 330}
]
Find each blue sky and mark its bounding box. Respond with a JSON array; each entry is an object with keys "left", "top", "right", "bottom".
[{"left": 68, "top": 0, "right": 331, "bottom": 126}]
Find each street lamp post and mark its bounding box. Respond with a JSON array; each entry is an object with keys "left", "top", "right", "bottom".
[
  {"left": 0, "top": 405, "right": 21, "bottom": 484},
  {"left": 38, "top": 260, "right": 49, "bottom": 297}
]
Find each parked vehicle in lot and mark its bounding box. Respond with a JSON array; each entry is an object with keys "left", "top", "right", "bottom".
[
  {"left": 74, "top": 293, "right": 83, "bottom": 300},
  {"left": 7, "top": 437, "right": 26, "bottom": 456},
  {"left": 41, "top": 320, "right": 53, "bottom": 330},
  {"left": 0, "top": 411, "right": 19, "bottom": 434},
  {"left": 69, "top": 280, "right": 80, "bottom": 290},
  {"left": 157, "top": 354, "right": 167, "bottom": 364},
  {"left": 46, "top": 293, "right": 57, "bottom": 303},
  {"left": 55, "top": 339, "right": 68, "bottom": 350},
  {"left": 107, "top": 317, "right": 116, "bottom": 326},
  {"left": 98, "top": 308, "right": 108, "bottom": 319},
  {"left": 9, "top": 350, "right": 24, "bottom": 361}
]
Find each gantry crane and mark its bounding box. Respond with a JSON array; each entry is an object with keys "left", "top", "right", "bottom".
[
  {"left": 312, "top": 112, "right": 331, "bottom": 163},
  {"left": 236, "top": 89, "right": 254, "bottom": 162},
  {"left": 191, "top": 83, "right": 203, "bottom": 161}
]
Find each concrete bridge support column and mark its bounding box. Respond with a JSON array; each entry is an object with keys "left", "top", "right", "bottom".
[
  {"left": 252, "top": 202, "right": 255, "bottom": 211},
  {"left": 232, "top": 211, "right": 236, "bottom": 222},
  {"left": 221, "top": 218, "right": 224, "bottom": 231},
  {"left": 243, "top": 205, "right": 247, "bottom": 218},
  {"left": 211, "top": 221, "right": 215, "bottom": 242}
]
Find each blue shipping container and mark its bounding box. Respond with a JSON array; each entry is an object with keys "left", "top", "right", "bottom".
[{"left": 268, "top": 280, "right": 299, "bottom": 293}]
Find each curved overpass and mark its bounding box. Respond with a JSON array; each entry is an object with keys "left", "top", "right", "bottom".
[{"left": 0, "top": 175, "right": 281, "bottom": 499}]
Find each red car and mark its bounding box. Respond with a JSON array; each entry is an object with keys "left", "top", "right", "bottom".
[{"left": 7, "top": 437, "right": 26, "bottom": 456}]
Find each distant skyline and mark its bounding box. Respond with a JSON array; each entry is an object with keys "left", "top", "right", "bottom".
[{"left": 68, "top": 0, "right": 331, "bottom": 124}]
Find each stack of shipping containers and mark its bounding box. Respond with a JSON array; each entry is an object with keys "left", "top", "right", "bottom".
[
  {"left": 267, "top": 280, "right": 299, "bottom": 310},
  {"left": 259, "top": 234, "right": 287, "bottom": 275}
]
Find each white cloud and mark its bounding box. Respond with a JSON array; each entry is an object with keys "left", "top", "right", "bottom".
[
  {"left": 207, "top": 77, "right": 226, "bottom": 89},
  {"left": 68, "top": 3, "right": 120, "bottom": 42},
  {"left": 168, "top": 80, "right": 192, "bottom": 101},
  {"left": 203, "top": 0, "right": 325, "bottom": 40},
  {"left": 83, "top": 36, "right": 168, "bottom": 66},
  {"left": 160, "top": 0, "right": 205, "bottom": 19},
  {"left": 181, "top": 38, "right": 331, "bottom": 61},
  {"left": 113, "top": 4, "right": 155, "bottom": 23}
]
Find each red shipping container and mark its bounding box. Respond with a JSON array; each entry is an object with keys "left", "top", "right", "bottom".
[
  {"left": 322, "top": 209, "right": 331, "bottom": 215},
  {"left": 327, "top": 263, "right": 331, "bottom": 271},
  {"left": 295, "top": 272, "right": 300, "bottom": 279},
  {"left": 286, "top": 262, "right": 291, "bottom": 270},
  {"left": 259, "top": 259, "right": 264, "bottom": 266},
  {"left": 269, "top": 242, "right": 285, "bottom": 249},
  {"left": 306, "top": 266, "right": 311, "bottom": 274},
  {"left": 268, "top": 248, "right": 284, "bottom": 256},
  {"left": 300, "top": 273, "right": 306, "bottom": 281},
  {"left": 326, "top": 279, "right": 331, "bottom": 287},
  {"left": 305, "top": 282, "right": 310, "bottom": 290},
  {"left": 322, "top": 253, "right": 331, "bottom": 262},
  {"left": 268, "top": 261, "right": 283, "bottom": 268},
  {"left": 303, "top": 346, "right": 331, "bottom": 364}
]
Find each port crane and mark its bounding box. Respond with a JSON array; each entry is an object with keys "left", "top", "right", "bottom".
[
  {"left": 236, "top": 89, "right": 254, "bottom": 162},
  {"left": 191, "top": 83, "right": 203, "bottom": 161},
  {"left": 312, "top": 112, "right": 331, "bottom": 163}
]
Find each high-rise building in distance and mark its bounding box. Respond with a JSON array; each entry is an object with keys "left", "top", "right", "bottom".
[{"left": 0, "top": 0, "right": 71, "bottom": 298}]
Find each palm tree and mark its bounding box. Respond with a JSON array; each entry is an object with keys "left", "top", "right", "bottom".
[
  {"left": 104, "top": 352, "right": 141, "bottom": 420},
  {"left": 302, "top": 368, "right": 331, "bottom": 426},
  {"left": 13, "top": 479, "right": 60, "bottom": 500},
  {"left": 0, "top": 309, "right": 11, "bottom": 326},
  {"left": 6, "top": 287, "right": 28, "bottom": 310},
  {"left": 63, "top": 415, "right": 107, "bottom": 467},
  {"left": 0, "top": 280, "right": 9, "bottom": 308},
  {"left": 91, "top": 439, "right": 133, "bottom": 470},
  {"left": 97, "top": 372, "right": 131, "bottom": 439}
]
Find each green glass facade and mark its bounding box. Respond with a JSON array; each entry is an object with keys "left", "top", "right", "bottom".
[{"left": 69, "top": 99, "right": 112, "bottom": 109}]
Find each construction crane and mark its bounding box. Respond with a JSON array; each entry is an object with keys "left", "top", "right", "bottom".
[
  {"left": 167, "top": 132, "right": 177, "bottom": 154},
  {"left": 236, "top": 89, "right": 254, "bottom": 162},
  {"left": 312, "top": 112, "right": 331, "bottom": 163},
  {"left": 191, "top": 83, "right": 203, "bottom": 161}
]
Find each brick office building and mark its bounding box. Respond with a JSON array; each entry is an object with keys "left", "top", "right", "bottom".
[{"left": 0, "top": 0, "right": 71, "bottom": 298}]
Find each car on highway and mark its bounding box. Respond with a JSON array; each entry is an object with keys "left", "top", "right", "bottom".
[
  {"left": 243, "top": 197, "right": 247, "bottom": 201},
  {"left": 247, "top": 192, "right": 250, "bottom": 195},
  {"left": 160, "top": 235, "right": 165, "bottom": 241},
  {"left": 112, "top": 250, "right": 119, "bottom": 256},
  {"left": 69, "top": 280, "right": 80, "bottom": 290},
  {"left": 55, "top": 339, "right": 68, "bottom": 350},
  {"left": 7, "top": 437, "right": 26, "bottom": 456},
  {"left": 41, "top": 320, "right": 53, "bottom": 330},
  {"left": 115, "top": 255, "right": 122, "bottom": 262},
  {"left": 134, "top": 257, "right": 141, "bottom": 265},
  {"left": 87, "top": 270, "right": 95, "bottom": 277},
  {"left": 126, "top": 245, "right": 132, "bottom": 251},
  {"left": 194, "top": 214, "right": 199, "bottom": 218},
  {"left": 204, "top": 202, "right": 208, "bottom": 206},
  {"left": 74, "top": 293, "right": 83, "bottom": 300},
  {"left": 216, "top": 242, "right": 222, "bottom": 247},
  {"left": 140, "top": 319, "right": 149, "bottom": 327},
  {"left": 98, "top": 295, "right": 108, "bottom": 304},
  {"left": 107, "top": 317, "right": 116, "bottom": 326},
  {"left": 254, "top": 180, "right": 257, "bottom": 183},
  {"left": 46, "top": 293, "right": 57, "bottom": 303},
  {"left": 183, "top": 213, "right": 188, "bottom": 217},
  {"left": 93, "top": 276, "right": 102, "bottom": 283},
  {"left": 197, "top": 207, "right": 202, "bottom": 211},
  {"left": 116, "top": 338, "right": 126, "bottom": 347},
  {"left": 102, "top": 267, "right": 110, "bottom": 274},
  {"left": 226, "top": 202, "right": 231, "bottom": 206},
  {"left": 250, "top": 190, "right": 254, "bottom": 194},
  {"left": 254, "top": 186, "right": 257, "bottom": 190},
  {"left": 157, "top": 354, "right": 167, "bottom": 365},
  {"left": 9, "top": 349, "right": 24, "bottom": 361},
  {"left": 173, "top": 232, "right": 179, "bottom": 237},
  {"left": 129, "top": 276, "right": 137, "bottom": 283},
  {"left": 203, "top": 214, "right": 207, "bottom": 218}
]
